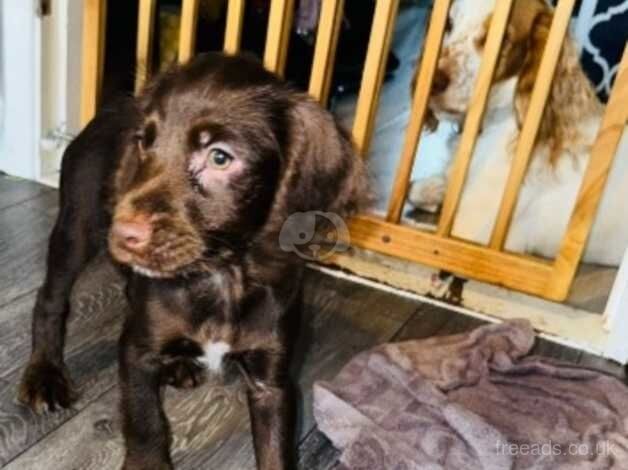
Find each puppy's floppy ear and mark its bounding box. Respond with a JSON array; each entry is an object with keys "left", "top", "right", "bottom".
[
  {"left": 272, "top": 96, "right": 370, "bottom": 222},
  {"left": 113, "top": 136, "right": 141, "bottom": 199},
  {"left": 107, "top": 98, "right": 144, "bottom": 205}
]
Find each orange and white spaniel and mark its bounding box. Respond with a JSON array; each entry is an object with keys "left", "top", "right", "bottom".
[{"left": 408, "top": 0, "right": 628, "bottom": 266}]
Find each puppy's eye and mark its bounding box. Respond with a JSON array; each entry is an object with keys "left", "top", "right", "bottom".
[{"left": 208, "top": 148, "right": 233, "bottom": 170}]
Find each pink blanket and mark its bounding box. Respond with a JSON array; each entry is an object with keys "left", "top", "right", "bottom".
[{"left": 314, "top": 320, "right": 628, "bottom": 469}]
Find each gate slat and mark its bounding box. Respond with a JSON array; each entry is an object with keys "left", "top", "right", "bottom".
[
  {"left": 436, "top": 0, "right": 514, "bottom": 237},
  {"left": 386, "top": 0, "right": 452, "bottom": 223},
  {"left": 347, "top": 215, "right": 554, "bottom": 298},
  {"left": 489, "top": 0, "right": 576, "bottom": 250},
  {"left": 264, "top": 0, "right": 295, "bottom": 77},
  {"left": 308, "top": 0, "right": 344, "bottom": 105},
  {"left": 352, "top": 0, "right": 400, "bottom": 157},
  {"left": 224, "top": 0, "right": 246, "bottom": 55},
  {"left": 547, "top": 44, "right": 628, "bottom": 301},
  {"left": 178, "top": 0, "right": 200, "bottom": 63},
  {"left": 80, "top": 0, "right": 107, "bottom": 126},
  {"left": 135, "top": 0, "right": 157, "bottom": 94}
]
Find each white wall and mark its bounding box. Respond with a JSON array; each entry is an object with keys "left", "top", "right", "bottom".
[
  {"left": 0, "top": 0, "right": 41, "bottom": 179},
  {"left": 0, "top": 0, "right": 82, "bottom": 185}
]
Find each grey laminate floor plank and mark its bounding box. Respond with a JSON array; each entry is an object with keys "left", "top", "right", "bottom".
[
  {"left": 531, "top": 337, "right": 583, "bottom": 363},
  {"left": 297, "top": 270, "right": 420, "bottom": 439},
  {"left": 0, "top": 258, "right": 126, "bottom": 380},
  {"left": 0, "top": 338, "right": 120, "bottom": 467},
  {"left": 0, "top": 193, "right": 59, "bottom": 309},
  {"left": 0, "top": 175, "right": 53, "bottom": 212},
  {"left": 2, "top": 168, "right": 624, "bottom": 469},
  {"left": 0, "top": 256, "right": 128, "bottom": 466},
  {"left": 393, "top": 303, "right": 485, "bottom": 341},
  {"left": 2, "top": 269, "right": 420, "bottom": 470},
  {"left": 578, "top": 352, "right": 626, "bottom": 381}
]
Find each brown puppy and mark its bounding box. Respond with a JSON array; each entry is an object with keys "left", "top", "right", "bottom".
[{"left": 18, "top": 53, "right": 368, "bottom": 470}]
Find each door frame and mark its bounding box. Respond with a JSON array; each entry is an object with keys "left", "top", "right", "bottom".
[
  {"left": 604, "top": 248, "right": 628, "bottom": 362},
  {"left": 38, "top": 0, "right": 83, "bottom": 186}
]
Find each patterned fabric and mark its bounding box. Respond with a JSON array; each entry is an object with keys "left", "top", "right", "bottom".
[
  {"left": 578, "top": 0, "right": 628, "bottom": 101},
  {"left": 314, "top": 320, "right": 628, "bottom": 469}
]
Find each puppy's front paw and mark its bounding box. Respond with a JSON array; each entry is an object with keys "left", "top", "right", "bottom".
[
  {"left": 18, "top": 360, "right": 78, "bottom": 413},
  {"left": 161, "top": 358, "right": 206, "bottom": 389},
  {"left": 408, "top": 175, "right": 447, "bottom": 213}
]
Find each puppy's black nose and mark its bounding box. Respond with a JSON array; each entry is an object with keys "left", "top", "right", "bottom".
[
  {"left": 112, "top": 219, "right": 152, "bottom": 252},
  {"left": 431, "top": 68, "right": 450, "bottom": 95}
]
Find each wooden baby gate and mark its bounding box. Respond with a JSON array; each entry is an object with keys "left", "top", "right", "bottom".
[{"left": 80, "top": 0, "right": 628, "bottom": 302}]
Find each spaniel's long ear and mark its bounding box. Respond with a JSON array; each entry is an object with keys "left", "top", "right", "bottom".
[
  {"left": 510, "top": 0, "right": 556, "bottom": 141},
  {"left": 508, "top": 0, "right": 601, "bottom": 164},
  {"left": 272, "top": 96, "right": 371, "bottom": 222}
]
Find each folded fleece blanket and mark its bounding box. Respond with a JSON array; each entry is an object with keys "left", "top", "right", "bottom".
[{"left": 313, "top": 319, "right": 628, "bottom": 469}]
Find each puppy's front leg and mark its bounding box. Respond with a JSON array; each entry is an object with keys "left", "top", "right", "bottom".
[
  {"left": 119, "top": 322, "right": 173, "bottom": 470},
  {"left": 19, "top": 217, "right": 97, "bottom": 412},
  {"left": 243, "top": 350, "right": 296, "bottom": 470}
]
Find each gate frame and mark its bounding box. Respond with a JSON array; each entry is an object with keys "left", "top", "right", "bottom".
[{"left": 77, "top": 0, "right": 628, "bottom": 358}]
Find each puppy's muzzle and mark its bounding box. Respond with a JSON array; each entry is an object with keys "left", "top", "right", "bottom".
[{"left": 111, "top": 216, "right": 152, "bottom": 257}]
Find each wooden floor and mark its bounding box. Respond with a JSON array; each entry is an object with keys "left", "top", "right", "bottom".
[{"left": 0, "top": 174, "right": 624, "bottom": 469}]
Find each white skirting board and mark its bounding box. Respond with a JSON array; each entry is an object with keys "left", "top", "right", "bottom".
[{"left": 603, "top": 248, "right": 628, "bottom": 362}]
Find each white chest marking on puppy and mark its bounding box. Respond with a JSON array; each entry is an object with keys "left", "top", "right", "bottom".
[{"left": 199, "top": 341, "right": 231, "bottom": 372}]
